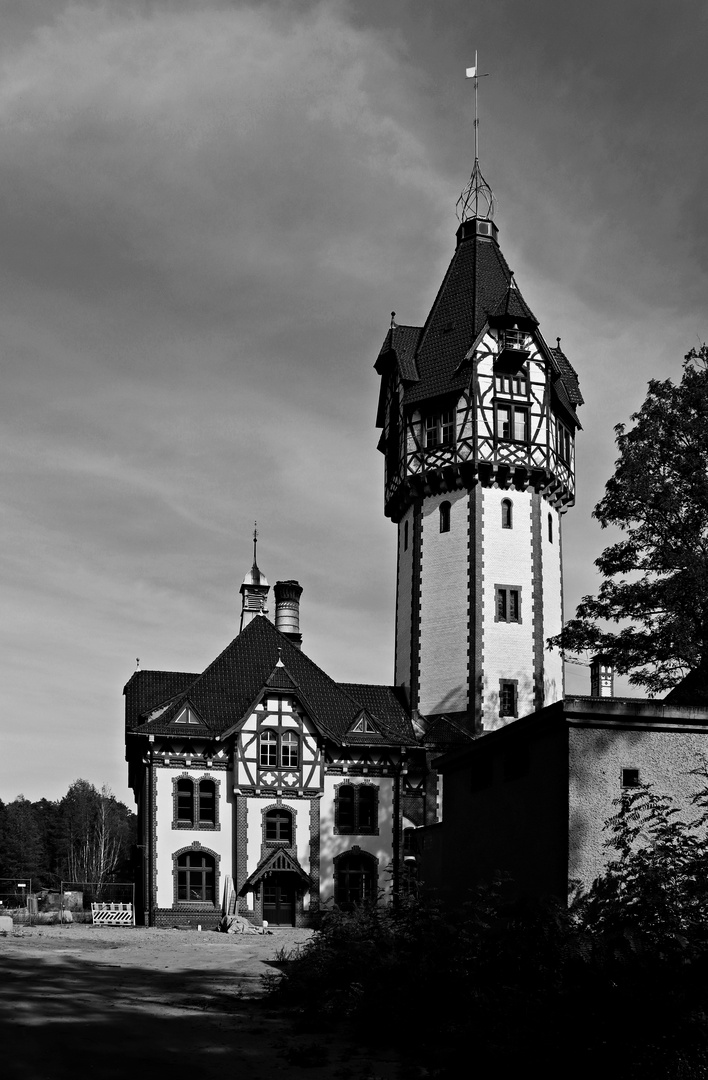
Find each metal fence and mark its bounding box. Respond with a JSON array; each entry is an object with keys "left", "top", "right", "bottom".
[
  {"left": 0, "top": 878, "right": 34, "bottom": 923},
  {"left": 60, "top": 881, "right": 135, "bottom": 925}
]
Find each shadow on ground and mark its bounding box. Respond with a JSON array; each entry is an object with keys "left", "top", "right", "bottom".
[{"left": 0, "top": 941, "right": 402, "bottom": 1080}]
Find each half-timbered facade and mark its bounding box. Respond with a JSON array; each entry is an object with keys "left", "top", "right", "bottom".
[{"left": 124, "top": 581, "right": 421, "bottom": 928}]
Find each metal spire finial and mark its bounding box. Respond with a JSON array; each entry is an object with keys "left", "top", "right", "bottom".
[
  {"left": 251, "top": 520, "right": 262, "bottom": 583},
  {"left": 456, "top": 53, "right": 496, "bottom": 223}
]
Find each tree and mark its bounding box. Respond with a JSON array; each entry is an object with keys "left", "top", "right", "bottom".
[
  {"left": 550, "top": 346, "right": 708, "bottom": 692},
  {"left": 58, "top": 780, "right": 134, "bottom": 891},
  {"left": 0, "top": 796, "right": 46, "bottom": 882}
]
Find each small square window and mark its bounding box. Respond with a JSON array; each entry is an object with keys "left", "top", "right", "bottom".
[{"left": 622, "top": 768, "right": 640, "bottom": 788}]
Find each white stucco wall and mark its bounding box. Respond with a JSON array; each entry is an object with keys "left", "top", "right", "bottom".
[
  {"left": 541, "top": 499, "right": 564, "bottom": 704},
  {"left": 395, "top": 505, "right": 415, "bottom": 695},
  {"left": 481, "top": 487, "right": 535, "bottom": 728},
  {"left": 418, "top": 489, "right": 470, "bottom": 715},
  {"left": 154, "top": 766, "right": 233, "bottom": 909},
  {"left": 319, "top": 774, "right": 395, "bottom": 904}
]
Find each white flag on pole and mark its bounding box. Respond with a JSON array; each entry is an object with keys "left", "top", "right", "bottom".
[{"left": 466, "top": 66, "right": 476, "bottom": 78}]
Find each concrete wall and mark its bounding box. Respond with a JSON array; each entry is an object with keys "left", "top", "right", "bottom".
[{"left": 568, "top": 725, "right": 708, "bottom": 887}]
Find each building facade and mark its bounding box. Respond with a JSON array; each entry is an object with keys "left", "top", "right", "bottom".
[{"left": 124, "top": 146, "right": 591, "bottom": 924}]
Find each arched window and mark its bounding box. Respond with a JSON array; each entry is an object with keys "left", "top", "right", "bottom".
[
  {"left": 265, "top": 808, "right": 293, "bottom": 844},
  {"left": 335, "top": 850, "right": 378, "bottom": 908},
  {"left": 176, "top": 779, "right": 194, "bottom": 823},
  {"left": 280, "top": 731, "right": 299, "bottom": 769},
  {"left": 176, "top": 850, "right": 216, "bottom": 903},
  {"left": 502, "top": 499, "right": 513, "bottom": 529},
  {"left": 260, "top": 730, "right": 278, "bottom": 768},
  {"left": 439, "top": 501, "right": 451, "bottom": 533},
  {"left": 548, "top": 513, "right": 553, "bottom": 543},
  {"left": 198, "top": 779, "right": 215, "bottom": 825}
]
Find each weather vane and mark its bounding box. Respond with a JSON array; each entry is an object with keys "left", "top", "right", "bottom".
[{"left": 456, "top": 52, "right": 496, "bottom": 223}]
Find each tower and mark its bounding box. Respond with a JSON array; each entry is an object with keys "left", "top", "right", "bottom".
[{"left": 375, "top": 71, "right": 583, "bottom": 732}]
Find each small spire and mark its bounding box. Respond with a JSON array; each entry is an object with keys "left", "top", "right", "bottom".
[
  {"left": 457, "top": 54, "right": 495, "bottom": 223},
  {"left": 136, "top": 657, "right": 140, "bottom": 670},
  {"left": 390, "top": 310, "right": 397, "bottom": 329},
  {"left": 276, "top": 646, "right": 284, "bottom": 668},
  {"left": 556, "top": 337, "right": 562, "bottom": 350},
  {"left": 251, "top": 521, "right": 261, "bottom": 584}
]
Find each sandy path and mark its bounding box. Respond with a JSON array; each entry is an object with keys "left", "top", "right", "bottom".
[{"left": 0, "top": 925, "right": 402, "bottom": 1080}]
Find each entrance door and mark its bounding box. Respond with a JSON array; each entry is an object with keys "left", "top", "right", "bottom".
[{"left": 263, "top": 874, "right": 296, "bottom": 926}]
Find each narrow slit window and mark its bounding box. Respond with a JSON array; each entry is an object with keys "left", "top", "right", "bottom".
[
  {"left": 502, "top": 499, "right": 513, "bottom": 529},
  {"left": 548, "top": 513, "right": 553, "bottom": 543},
  {"left": 404, "top": 520, "right": 409, "bottom": 551},
  {"left": 280, "top": 731, "right": 299, "bottom": 769},
  {"left": 439, "top": 501, "right": 451, "bottom": 533},
  {"left": 198, "top": 780, "right": 215, "bottom": 825}
]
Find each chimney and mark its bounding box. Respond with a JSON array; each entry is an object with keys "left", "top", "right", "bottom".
[
  {"left": 590, "top": 655, "right": 614, "bottom": 698},
  {"left": 274, "top": 580, "right": 303, "bottom": 649}
]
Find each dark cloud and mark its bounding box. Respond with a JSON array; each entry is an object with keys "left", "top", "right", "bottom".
[{"left": 1, "top": 0, "right": 705, "bottom": 797}]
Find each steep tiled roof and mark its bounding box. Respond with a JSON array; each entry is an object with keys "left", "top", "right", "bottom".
[
  {"left": 130, "top": 617, "right": 416, "bottom": 746},
  {"left": 402, "top": 233, "right": 520, "bottom": 406},
  {"left": 376, "top": 230, "right": 582, "bottom": 418},
  {"left": 550, "top": 345, "right": 584, "bottom": 406},
  {"left": 123, "top": 670, "right": 199, "bottom": 732},
  {"left": 376, "top": 325, "right": 422, "bottom": 383},
  {"left": 422, "top": 713, "right": 476, "bottom": 747},
  {"left": 339, "top": 683, "right": 414, "bottom": 743}
]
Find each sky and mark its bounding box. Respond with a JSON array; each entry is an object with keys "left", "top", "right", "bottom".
[{"left": 1, "top": 0, "right": 706, "bottom": 805}]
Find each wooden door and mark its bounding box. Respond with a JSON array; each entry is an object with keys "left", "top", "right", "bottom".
[{"left": 263, "top": 874, "right": 295, "bottom": 926}]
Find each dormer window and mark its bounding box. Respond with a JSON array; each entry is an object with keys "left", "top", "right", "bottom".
[
  {"left": 425, "top": 408, "right": 455, "bottom": 449},
  {"left": 496, "top": 369, "right": 528, "bottom": 396},
  {"left": 496, "top": 328, "right": 531, "bottom": 367},
  {"left": 503, "top": 329, "right": 526, "bottom": 350}
]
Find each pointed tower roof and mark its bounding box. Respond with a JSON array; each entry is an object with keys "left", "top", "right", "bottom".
[{"left": 400, "top": 224, "right": 535, "bottom": 406}]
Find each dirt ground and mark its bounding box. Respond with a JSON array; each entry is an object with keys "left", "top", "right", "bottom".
[{"left": 0, "top": 923, "right": 406, "bottom": 1080}]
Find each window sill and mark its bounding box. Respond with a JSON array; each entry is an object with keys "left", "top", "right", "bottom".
[
  {"left": 172, "top": 821, "right": 220, "bottom": 831},
  {"left": 334, "top": 828, "right": 379, "bottom": 837}
]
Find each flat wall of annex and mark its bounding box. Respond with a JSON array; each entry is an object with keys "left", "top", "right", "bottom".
[
  {"left": 435, "top": 723, "right": 568, "bottom": 898},
  {"left": 568, "top": 726, "right": 708, "bottom": 888}
]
